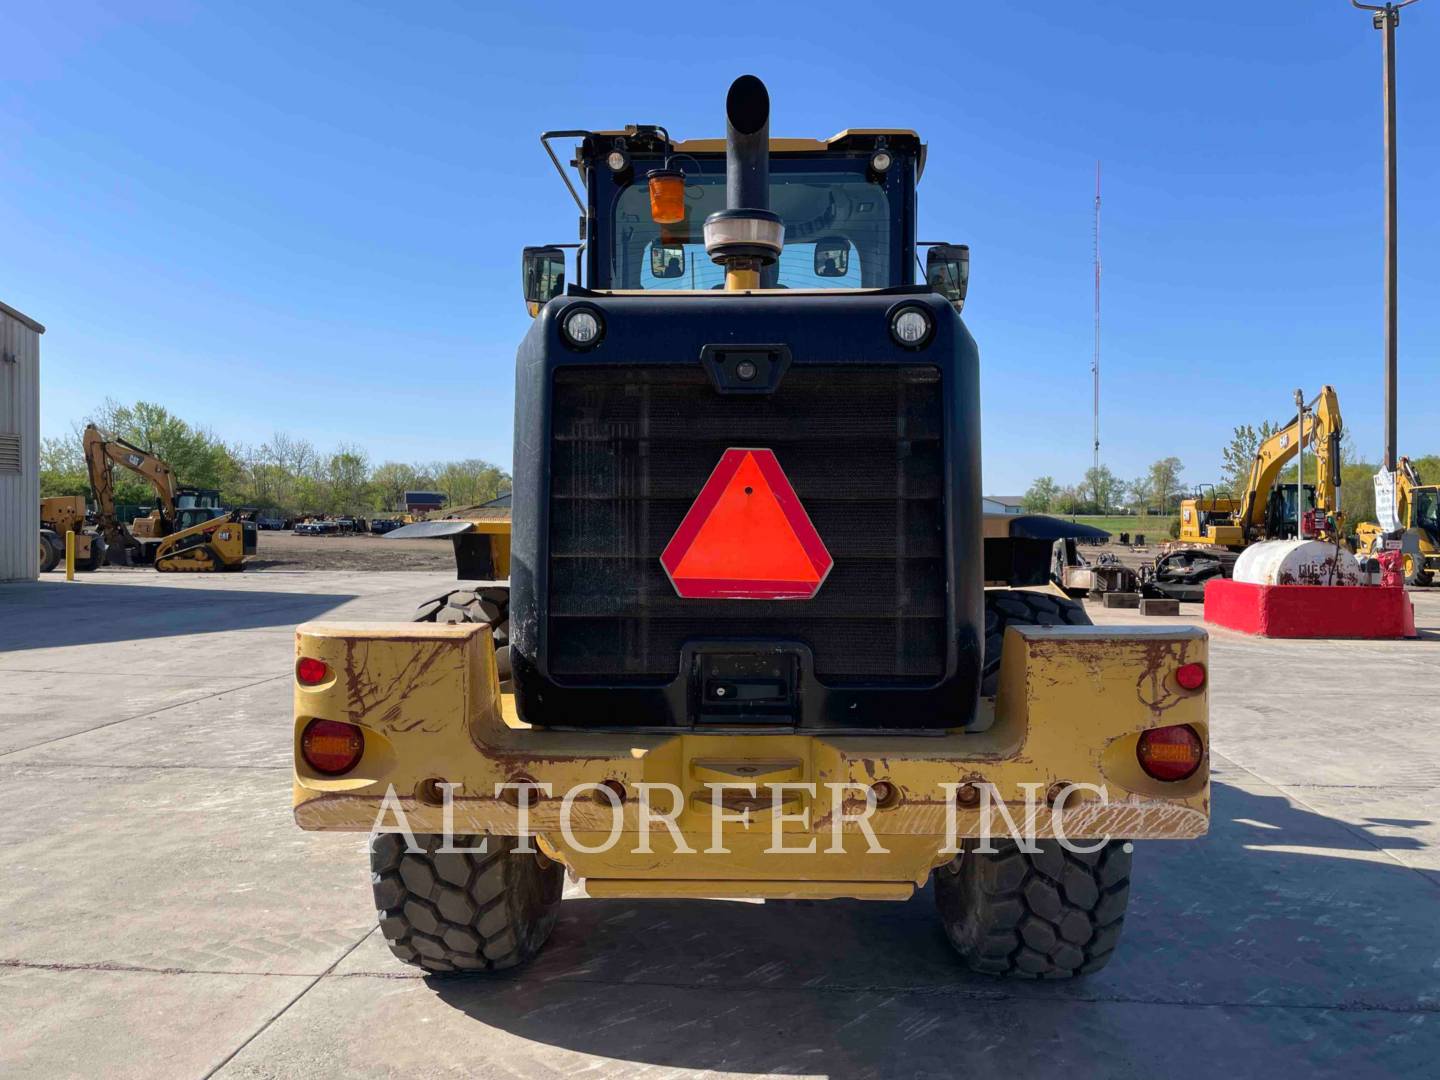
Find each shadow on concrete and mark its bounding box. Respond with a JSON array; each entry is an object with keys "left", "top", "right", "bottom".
[
  {"left": 0, "top": 580, "right": 356, "bottom": 652},
  {"left": 429, "top": 780, "right": 1436, "bottom": 1077}
]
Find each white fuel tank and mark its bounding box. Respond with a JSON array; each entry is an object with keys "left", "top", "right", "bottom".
[{"left": 1232, "top": 539, "right": 1363, "bottom": 587}]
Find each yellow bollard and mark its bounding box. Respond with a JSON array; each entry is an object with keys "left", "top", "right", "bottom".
[{"left": 65, "top": 530, "right": 75, "bottom": 581}]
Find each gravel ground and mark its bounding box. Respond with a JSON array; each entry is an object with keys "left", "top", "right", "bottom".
[{"left": 248, "top": 530, "right": 454, "bottom": 573}]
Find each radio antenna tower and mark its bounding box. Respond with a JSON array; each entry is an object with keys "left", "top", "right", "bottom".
[{"left": 1092, "top": 161, "right": 1102, "bottom": 476}]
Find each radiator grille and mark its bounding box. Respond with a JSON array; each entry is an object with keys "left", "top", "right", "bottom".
[{"left": 547, "top": 365, "right": 947, "bottom": 682}]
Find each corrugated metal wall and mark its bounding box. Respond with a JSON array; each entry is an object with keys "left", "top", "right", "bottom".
[{"left": 0, "top": 301, "right": 44, "bottom": 582}]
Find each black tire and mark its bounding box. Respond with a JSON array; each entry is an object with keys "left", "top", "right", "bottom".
[
  {"left": 78, "top": 536, "right": 107, "bottom": 572},
  {"left": 934, "top": 840, "right": 1132, "bottom": 978},
  {"left": 39, "top": 531, "right": 60, "bottom": 574},
  {"left": 1400, "top": 532, "right": 1425, "bottom": 587},
  {"left": 371, "top": 833, "right": 563, "bottom": 975},
  {"left": 982, "top": 589, "right": 1091, "bottom": 696},
  {"left": 414, "top": 585, "right": 511, "bottom": 687}
]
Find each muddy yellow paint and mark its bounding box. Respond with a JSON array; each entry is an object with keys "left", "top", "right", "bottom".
[{"left": 292, "top": 609, "right": 1209, "bottom": 898}]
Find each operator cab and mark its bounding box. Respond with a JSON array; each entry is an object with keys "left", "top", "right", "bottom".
[
  {"left": 175, "top": 487, "right": 224, "bottom": 531},
  {"left": 1415, "top": 487, "right": 1440, "bottom": 535},
  {"left": 522, "top": 126, "right": 968, "bottom": 306},
  {"left": 1264, "top": 484, "right": 1318, "bottom": 540}
]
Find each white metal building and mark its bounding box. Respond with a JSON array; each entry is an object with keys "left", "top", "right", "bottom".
[
  {"left": 0, "top": 300, "right": 45, "bottom": 582},
  {"left": 982, "top": 495, "right": 1025, "bottom": 516}
]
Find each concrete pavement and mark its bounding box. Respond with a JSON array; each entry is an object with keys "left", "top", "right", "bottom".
[{"left": 1, "top": 570, "right": 1437, "bottom": 1078}]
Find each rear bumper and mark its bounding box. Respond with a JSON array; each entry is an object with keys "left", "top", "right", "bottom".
[{"left": 292, "top": 621, "right": 1208, "bottom": 896}]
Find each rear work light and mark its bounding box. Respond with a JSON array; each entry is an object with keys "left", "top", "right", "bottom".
[
  {"left": 1136, "top": 724, "right": 1204, "bottom": 782},
  {"left": 1175, "top": 662, "right": 1207, "bottom": 691},
  {"left": 300, "top": 718, "right": 364, "bottom": 776},
  {"left": 296, "top": 657, "right": 330, "bottom": 686}
]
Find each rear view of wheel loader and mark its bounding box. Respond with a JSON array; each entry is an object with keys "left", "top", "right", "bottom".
[{"left": 291, "top": 76, "right": 1210, "bottom": 980}]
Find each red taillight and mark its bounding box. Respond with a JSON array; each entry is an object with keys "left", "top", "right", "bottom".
[
  {"left": 300, "top": 718, "right": 364, "bottom": 775},
  {"left": 1137, "top": 725, "right": 1204, "bottom": 782},
  {"left": 1175, "top": 662, "right": 1207, "bottom": 691},
  {"left": 296, "top": 657, "right": 330, "bottom": 686}
]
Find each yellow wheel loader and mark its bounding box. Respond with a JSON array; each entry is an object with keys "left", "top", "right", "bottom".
[
  {"left": 82, "top": 424, "right": 255, "bottom": 571},
  {"left": 39, "top": 495, "right": 106, "bottom": 573},
  {"left": 293, "top": 77, "right": 1210, "bottom": 980}
]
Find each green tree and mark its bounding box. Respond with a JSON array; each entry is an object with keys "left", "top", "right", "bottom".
[
  {"left": 325, "top": 444, "right": 372, "bottom": 515},
  {"left": 84, "top": 399, "right": 242, "bottom": 502},
  {"left": 1340, "top": 458, "right": 1378, "bottom": 528},
  {"left": 1219, "top": 420, "right": 1279, "bottom": 495},
  {"left": 1147, "top": 457, "right": 1184, "bottom": 514},
  {"left": 1084, "top": 465, "right": 1121, "bottom": 513},
  {"left": 1124, "top": 476, "right": 1151, "bottom": 513},
  {"left": 1022, "top": 476, "right": 1059, "bottom": 513},
  {"left": 431, "top": 459, "right": 512, "bottom": 509},
  {"left": 1056, "top": 484, "right": 1085, "bottom": 516},
  {"left": 39, "top": 436, "right": 89, "bottom": 497},
  {"left": 370, "top": 461, "right": 426, "bottom": 512},
  {"left": 1411, "top": 455, "right": 1440, "bottom": 484}
]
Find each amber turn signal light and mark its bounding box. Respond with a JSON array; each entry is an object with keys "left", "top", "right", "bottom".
[
  {"left": 300, "top": 718, "right": 364, "bottom": 775},
  {"left": 647, "top": 169, "right": 685, "bottom": 224},
  {"left": 1136, "top": 724, "right": 1204, "bottom": 782}
]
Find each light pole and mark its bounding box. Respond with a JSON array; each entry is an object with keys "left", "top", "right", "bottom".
[{"left": 1351, "top": 0, "right": 1418, "bottom": 476}]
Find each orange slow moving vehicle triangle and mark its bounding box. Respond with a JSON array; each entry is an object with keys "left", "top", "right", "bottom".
[{"left": 660, "top": 448, "right": 833, "bottom": 599}]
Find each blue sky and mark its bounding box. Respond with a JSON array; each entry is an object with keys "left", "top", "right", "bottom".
[{"left": 3, "top": 0, "right": 1436, "bottom": 494}]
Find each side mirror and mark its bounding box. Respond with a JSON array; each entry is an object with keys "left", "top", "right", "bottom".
[
  {"left": 650, "top": 243, "right": 686, "bottom": 279},
  {"left": 926, "top": 243, "right": 969, "bottom": 310},
  {"left": 522, "top": 246, "right": 566, "bottom": 316},
  {"left": 813, "top": 236, "right": 850, "bottom": 277}
]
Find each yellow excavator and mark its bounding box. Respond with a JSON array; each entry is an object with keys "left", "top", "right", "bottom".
[
  {"left": 1150, "top": 386, "right": 1343, "bottom": 600},
  {"left": 1355, "top": 457, "right": 1440, "bottom": 586},
  {"left": 83, "top": 424, "right": 255, "bottom": 572},
  {"left": 1180, "top": 386, "right": 1344, "bottom": 549}
]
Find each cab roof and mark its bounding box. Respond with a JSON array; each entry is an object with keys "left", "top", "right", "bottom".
[{"left": 582, "top": 128, "right": 928, "bottom": 181}]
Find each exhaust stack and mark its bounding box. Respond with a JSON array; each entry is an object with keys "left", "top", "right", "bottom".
[{"left": 704, "top": 75, "right": 783, "bottom": 291}]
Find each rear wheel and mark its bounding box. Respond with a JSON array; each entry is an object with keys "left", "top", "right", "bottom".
[
  {"left": 414, "top": 585, "right": 511, "bottom": 688},
  {"left": 371, "top": 833, "right": 563, "bottom": 975},
  {"left": 982, "top": 589, "right": 1091, "bottom": 696},
  {"left": 934, "top": 840, "right": 1133, "bottom": 978},
  {"left": 1401, "top": 532, "right": 1426, "bottom": 586},
  {"left": 39, "top": 531, "right": 60, "bottom": 573}
]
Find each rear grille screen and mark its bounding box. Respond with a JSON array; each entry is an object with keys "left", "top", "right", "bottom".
[{"left": 548, "top": 365, "right": 946, "bottom": 682}]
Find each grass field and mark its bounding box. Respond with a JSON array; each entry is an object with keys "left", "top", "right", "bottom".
[{"left": 1055, "top": 515, "right": 1178, "bottom": 539}]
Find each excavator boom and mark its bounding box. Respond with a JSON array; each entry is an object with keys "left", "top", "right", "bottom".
[
  {"left": 1236, "top": 386, "right": 1343, "bottom": 533},
  {"left": 80, "top": 424, "right": 248, "bottom": 571}
]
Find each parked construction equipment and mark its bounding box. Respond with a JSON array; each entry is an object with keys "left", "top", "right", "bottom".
[
  {"left": 1149, "top": 387, "right": 1343, "bottom": 601},
  {"left": 293, "top": 76, "right": 1209, "bottom": 981},
  {"left": 38, "top": 495, "right": 105, "bottom": 573},
  {"left": 1356, "top": 456, "right": 1440, "bottom": 585},
  {"left": 83, "top": 424, "right": 254, "bottom": 571}
]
